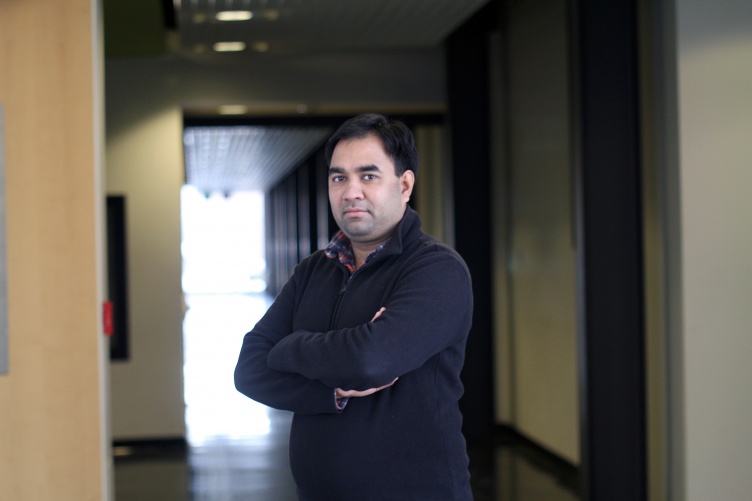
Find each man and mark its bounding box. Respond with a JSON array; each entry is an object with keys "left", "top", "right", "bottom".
[{"left": 234, "top": 113, "right": 474, "bottom": 500}]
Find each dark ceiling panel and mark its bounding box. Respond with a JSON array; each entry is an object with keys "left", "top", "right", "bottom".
[{"left": 103, "top": 0, "right": 170, "bottom": 59}]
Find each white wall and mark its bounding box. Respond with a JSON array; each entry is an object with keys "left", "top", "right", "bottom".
[
  {"left": 105, "top": 51, "right": 446, "bottom": 439},
  {"left": 674, "top": 1, "right": 752, "bottom": 499},
  {"left": 106, "top": 105, "right": 186, "bottom": 439}
]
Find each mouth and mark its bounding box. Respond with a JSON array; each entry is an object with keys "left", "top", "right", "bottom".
[{"left": 343, "top": 207, "right": 368, "bottom": 217}]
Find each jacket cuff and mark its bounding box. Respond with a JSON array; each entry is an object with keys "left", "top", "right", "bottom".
[{"left": 335, "top": 390, "right": 349, "bottom": 412}]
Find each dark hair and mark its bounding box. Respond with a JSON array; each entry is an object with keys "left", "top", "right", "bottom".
[{"left": 324, "top": 113, "right": 418, "bottom": 177}]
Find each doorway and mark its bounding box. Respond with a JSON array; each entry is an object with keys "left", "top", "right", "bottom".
[{"left": 179, "top": 186, "right": 273, "bottom": 444}]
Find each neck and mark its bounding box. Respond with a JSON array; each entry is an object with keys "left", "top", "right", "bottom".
[{"left": 352, "top": 242, "right": 382, "bottom": 270}]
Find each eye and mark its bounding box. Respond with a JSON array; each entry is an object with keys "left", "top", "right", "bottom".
[
  {"left": 330, "top": 175, "right": 346, "bottom": 183},
  {"left": 362, "top": 174, "right": 378, "bottom": 181}
]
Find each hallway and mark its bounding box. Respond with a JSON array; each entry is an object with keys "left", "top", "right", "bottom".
[{"left": 113, "top": 293, "right": 579, "bottom": 500}]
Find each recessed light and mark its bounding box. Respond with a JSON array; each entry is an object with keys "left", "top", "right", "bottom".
[
  {"left": 260, "top": 9, "right": 280, "bottom": 21},
  {"left": 213, "top": 41, "right": 247, "bottom": 52},
  {"left": 218, "top": 105, "right": 249, "bottom": 115},
  {"left": 251, "top": 41, "right": 270, "bottom": 53},
  {"left": 216, "top": 10, "right": 253, "bottom": 21},
  {"left": 113, "top": 446, "right": 133, "bottom": 457}
]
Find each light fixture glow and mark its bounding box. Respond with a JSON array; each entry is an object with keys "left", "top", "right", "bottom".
[
  {"left": 213, "top": 41, "right": 247, "bottom": 52},
  {"left": 260, "top": 9, "right": 280, "bottom": 21},
  {"left": 216, "top": 10, "right": 253, "bottom": 21},
  {"left": 251, "top": 41, "right": 270, "bottom": 53},
  {"left": 218, "top": 105, "right": 249, "bottom": 115}
]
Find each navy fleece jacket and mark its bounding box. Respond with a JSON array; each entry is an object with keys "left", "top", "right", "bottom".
[{"left": 234, "top": 207, "right": 473, "bottom": 500}]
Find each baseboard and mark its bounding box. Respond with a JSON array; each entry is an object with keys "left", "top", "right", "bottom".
[
  {"left": 112, "top": 437, "right": 187, "bottom": 459},
  {"left": 495, "top": 424, "right": 580, "bottom": 493}
]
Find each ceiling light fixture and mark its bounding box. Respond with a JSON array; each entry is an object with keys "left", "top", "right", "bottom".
[
  {"left": 260, "top": 9, "right": 280, "bottom": 21},
  {"left": 251, "top": 41, "right": 270, "bottom": 53},
  {"left": 216, "top": 10, "right": 253, "bottom": 21},
  {"left": 218, "top": 105, "right": 249, "bottom": 115},
  {"left": 213, "top": 41, "right": 247, "bottom": 52}
]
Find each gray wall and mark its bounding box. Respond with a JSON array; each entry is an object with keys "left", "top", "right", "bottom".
[
  {"left": 491, "top": 0, "right": 578, "bottom": 463},
  {"left": 672, "top": 0, "right": 752, "bottom": 499}
]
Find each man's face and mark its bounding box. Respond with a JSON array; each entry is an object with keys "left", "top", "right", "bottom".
[{"left": 328, "top": 134, "right": 414, "bottom": 248}]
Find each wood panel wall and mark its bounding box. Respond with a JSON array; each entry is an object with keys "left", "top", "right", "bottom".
[{"left": 0, "top": 0, "right": 108, "bottom": 499}]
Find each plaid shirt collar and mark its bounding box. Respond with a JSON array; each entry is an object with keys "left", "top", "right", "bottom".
[{"left": 325, "top": 231, "right": 389, "bottom": 273}]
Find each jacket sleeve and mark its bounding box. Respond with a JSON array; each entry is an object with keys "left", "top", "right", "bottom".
[
  {"left": 234, "top": 264, "right": 341, "bottom": 415},
  {"left": 266, "top": 249, "right": 473, "bottom": 391}
]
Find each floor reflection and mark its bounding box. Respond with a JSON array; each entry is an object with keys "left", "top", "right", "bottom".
[
  {"left": 182, "top": 293, "right": 298, "bottom": 500},
  {"left": 114, "top": 292, "right": 580, "bottom": 500}
]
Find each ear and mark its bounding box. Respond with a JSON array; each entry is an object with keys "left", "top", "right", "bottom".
[{"left": 400, "top": 170, "right": 415, "bottom": 203}]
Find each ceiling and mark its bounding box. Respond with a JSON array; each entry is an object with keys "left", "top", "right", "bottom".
[
  {"left": 175, "top": 0, "right": 489, "bottom": 58},
  {"left": 104, "top": 0, "right": 490, "bottom": 194},
  {"left": 183, "top": 124, "right": 334, "bottom": 194}
]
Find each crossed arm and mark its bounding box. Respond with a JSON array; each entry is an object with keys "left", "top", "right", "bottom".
[
  {"left": 334, "top": 307, "right": 398, "bottom": 399},
  {"left": 234, "top": 253, "right": 472, "bottom": 414}
]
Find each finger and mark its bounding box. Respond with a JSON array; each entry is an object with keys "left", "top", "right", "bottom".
[{"left": 371, "top": 307, "right": 386, "bottom": 322}]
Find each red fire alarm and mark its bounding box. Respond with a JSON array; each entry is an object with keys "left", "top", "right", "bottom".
[{"left": 103, "top": 301, "right": 114, "bottom": 336}]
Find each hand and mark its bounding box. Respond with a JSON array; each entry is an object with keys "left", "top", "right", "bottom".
[
  {"left": 371, "top": 307, "right": 386, "bottom": 322},
  {"left": 336, "top": 378, "right": 398, "bottom": 398}
]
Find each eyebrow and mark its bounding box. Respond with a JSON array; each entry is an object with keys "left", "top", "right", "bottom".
[{"left": 328, "top": 165, "right": 382, "bottom": 175}]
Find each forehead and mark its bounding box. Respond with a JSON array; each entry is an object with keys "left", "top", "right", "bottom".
[{"left": 330, "top": 134, "right": 393, "bottom": 169}]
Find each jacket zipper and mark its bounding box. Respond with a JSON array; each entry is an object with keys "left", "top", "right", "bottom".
[
  {"left": 330, "top": 271, "right": 350, "bottom": 330},
  {"left": 328, "top": 251, "right": 386, "bottom": 330}
]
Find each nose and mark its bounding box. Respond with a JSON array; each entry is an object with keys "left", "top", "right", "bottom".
[{"left": 342, "top": 179, "right": 363, "bottom": 201}]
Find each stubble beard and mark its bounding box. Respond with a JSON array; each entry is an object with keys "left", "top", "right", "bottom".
[{"left": 339, "top": 213, "right": 376, "bottom": 241}]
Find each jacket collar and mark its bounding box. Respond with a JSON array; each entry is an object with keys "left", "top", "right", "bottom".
[
  {"left": 381, "top": 206, "right": 422, "bottom": 257},
  {"left": 325, "top": 206, "right": 423, "bottom": 269}
]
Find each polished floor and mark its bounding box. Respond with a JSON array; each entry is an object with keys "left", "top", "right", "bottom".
[{"left": 114, "top": 293, "right": 580, "bottom": 500}]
